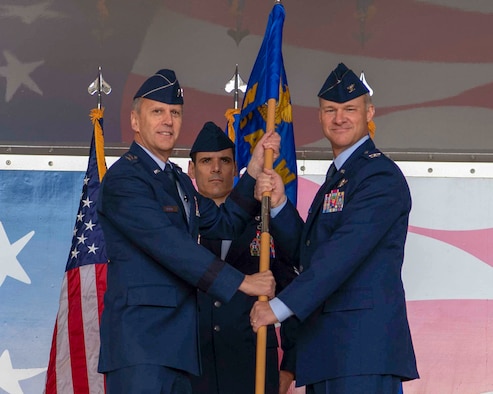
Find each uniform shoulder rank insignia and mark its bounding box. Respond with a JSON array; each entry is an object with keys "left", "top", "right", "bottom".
[
  {"left": 124, "top": 153, "right": 138, "bottom": 161},
  {"left": 368, "top": 152, "right": 381, "bottom": 159}
]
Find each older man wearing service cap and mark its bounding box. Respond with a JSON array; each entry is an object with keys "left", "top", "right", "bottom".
[
  {"left": 250, "top": 63, "right": 419, "bottom": 393},
  {"left": 187, "top": 121, "right": 299, "bottom": 394},
  {"left": 96, "top": 69, "right": 280, "bottom": 394}
]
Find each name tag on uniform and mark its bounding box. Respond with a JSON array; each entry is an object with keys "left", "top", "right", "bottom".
[
  {"left": 323, "top": 189, "right": 344, "bottom": 213},
  {"left": 163, "top": 205, "right": 180, "bottom": 213}
]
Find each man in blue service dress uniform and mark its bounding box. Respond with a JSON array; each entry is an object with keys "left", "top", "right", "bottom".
[
  {"left": 250, "top": 63, "right": 419, "bottom": 394},
  {"left": 97, "top": 69, "right": 280, "bottom": 394},
  {"left": 187, "top": 122, "right": 298, "bottom": 394}
]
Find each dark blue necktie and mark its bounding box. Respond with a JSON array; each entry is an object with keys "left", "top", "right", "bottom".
[
  {"left": 325, "top": 162, "right": 337, "bottom": 181},
  {"left": 164, "top": 163, "right": 182, "bottom": 204}
]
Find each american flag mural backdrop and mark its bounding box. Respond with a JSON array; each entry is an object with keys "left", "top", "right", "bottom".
[
  {"left": 119, "top": 0, "right": 493, "bottom": 155},
  {"left": 1, "top": 165, "right": 492, "bottom": 393},
  {"left": 1, "top": 1, "right": 493, "bottom": 393},
  {"left": 0, "top": 170, "right": 84, "bottom": 393},
  {"left": 0, "top": 0, "right": 492, "bottom": 153},
  {"left": 295, "top": 170, "right": 493, "bottom": 394}
]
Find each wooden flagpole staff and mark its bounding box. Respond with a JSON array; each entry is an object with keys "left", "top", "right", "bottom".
[{"left": 255, "top": 97, "right": 277, "bottom": 394}]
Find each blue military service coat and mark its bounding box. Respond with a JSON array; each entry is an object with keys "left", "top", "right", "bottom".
[
  {"left": 190, "top": 217, "right": 298, "bottom": 393},
  {"left": 97, "top": 142, "right": 260, "bottom": 376},
  {"left": 270, "top": 138, "right": 419, "bottom": 386}
]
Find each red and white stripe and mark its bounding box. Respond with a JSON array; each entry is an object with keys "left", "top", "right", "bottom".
[{"left": 45, "top": 263, "right": 107, "bottom": 394}]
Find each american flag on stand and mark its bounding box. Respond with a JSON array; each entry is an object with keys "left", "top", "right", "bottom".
[{"left": 44, "top": 108, "right": 108, "bottom": 394}]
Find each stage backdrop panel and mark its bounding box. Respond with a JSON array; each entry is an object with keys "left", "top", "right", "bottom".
[{"left": 1, "top": 157, "right": 493, "bottom": 393}]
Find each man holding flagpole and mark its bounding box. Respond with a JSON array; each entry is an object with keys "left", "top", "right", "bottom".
[
  {"left": 96, "top": 69, "right": 280, "bottom": 393},
  {"left": 231, "top": 2, "right": 297, "bottom": 392},
  {"left": 250, "top": 63, "right": 419, "bottom": 393}
]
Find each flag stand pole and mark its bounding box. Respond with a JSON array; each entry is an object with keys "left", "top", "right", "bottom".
[
  {"left": 88, "top": 66, "right": 111, "bottom": 181},
  {"left": 255, "top": 97, "right": 276, "bottom": 394}
]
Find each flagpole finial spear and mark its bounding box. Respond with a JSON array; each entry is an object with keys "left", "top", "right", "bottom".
[
  {"left": 88, "top": 66, "right": 112, "bottom": 109},
  {"left": 225, "top": 64, "right": 247, "bottom": 109}
]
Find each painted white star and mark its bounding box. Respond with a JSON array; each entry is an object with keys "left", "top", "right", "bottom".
[
  {"left": 83, "top": 176, "right": 90, "bottom": 185},
  {"left": 87, "top": 243, "right": 99, "bottom": 254},
  {"left": 0, "top": 2, "right": 64, "bottom": 24},
  {"left": 77, "top": 233, "right": 88, "bottom": 245},
  {"left": 0, "top": 50, "right": 44, "bottom": 102},
  {"left": 0, "top": 350, "right": 46, "bottom": 394},
  {"left": 84, "top": 220, "right": 96, "bottom": 231},
  {"left": 0, "top": 222, "right": 34, "bottom": 287},
  {"left": 76, "top": 212, "right": 84, "bottom": 222},
  {"left": 82, "top": 197, "right": 93, "bottom": 208},
  {"left": 70, "top": 248, "right": 80, "bottom": 259}
]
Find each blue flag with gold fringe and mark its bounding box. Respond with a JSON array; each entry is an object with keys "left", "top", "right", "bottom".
[{"left": 235, "top": 2, "right": 297, "bottom": 206}]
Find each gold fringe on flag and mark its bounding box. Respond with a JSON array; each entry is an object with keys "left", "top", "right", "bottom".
[
  {"left": 368, "top": 119, "right": 376, "bottom": 139},
  {"left": 90, "top": 108, "right": 107, "bottom": 181},
  {"left": 224, "top": 108, "right": 241, "bottom": 143}
]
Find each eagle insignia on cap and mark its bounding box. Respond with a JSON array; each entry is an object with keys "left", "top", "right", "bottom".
[{"left": 318, "top": 63, "right": 369, "bottom": 103}]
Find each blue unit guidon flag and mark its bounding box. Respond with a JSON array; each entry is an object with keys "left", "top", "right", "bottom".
[
  {"left": 45, "top": 108, "right": 108, "bottom": 394},
  {"left": 235, "top": 2, "right": 297, "bottom": 206}
]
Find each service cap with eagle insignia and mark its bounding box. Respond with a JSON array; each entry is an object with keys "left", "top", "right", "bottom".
[
  {"left": 134, "top": 69, "right": 184, "bottom": 105},
  {"left": 318, "top": 62, "right": 369, "bottom": 103}
]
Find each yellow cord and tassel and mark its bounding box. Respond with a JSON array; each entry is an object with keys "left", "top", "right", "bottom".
[
  {"left": 368, "top": 119, "right": 376, "bottom": 139},
  {"left": 90, "top": 108, "right": 107, "bottom": 182},
  {"left": 224, "top": 108, "right": 241, "bottom": 143}
]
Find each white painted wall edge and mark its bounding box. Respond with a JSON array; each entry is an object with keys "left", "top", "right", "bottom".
[{"left": 1, "top": 154, "right": 493, "bottom": 179}]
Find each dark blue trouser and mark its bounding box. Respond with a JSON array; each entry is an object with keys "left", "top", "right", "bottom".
[
  {"left": 106, "top": 364, "right": 192, "bottom": 394},
  {"left": 306, "top": 374, "right": 402, "bottom": 394}
]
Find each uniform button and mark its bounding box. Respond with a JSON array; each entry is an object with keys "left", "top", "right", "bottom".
[
  {"left": 299, "top": 265, "right": 304, "bottom": 273},
  {"left": 306, "top": 240, "right": 311, "bottom": 246},
  {"left": 213, "top": 325, "right": 221, "bottom": 332},
  {"left": 214, "top": 301, "right": 222, "bottom": 308}
]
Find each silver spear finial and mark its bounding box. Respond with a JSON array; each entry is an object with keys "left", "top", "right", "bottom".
[
  {"left": 88, "top": 66, "right": 112, "bottom": 109},
  {"left": 225, "top": 64, "right": 247, "bottom": 109}
]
